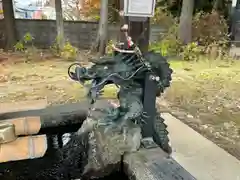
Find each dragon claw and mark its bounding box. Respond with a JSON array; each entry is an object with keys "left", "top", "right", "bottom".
[
  {"left": 103, "top": 119, "right": 128, "bottom": 134},
  {"left": 103, "top": 124, "right": 120, "bottom": 134}
]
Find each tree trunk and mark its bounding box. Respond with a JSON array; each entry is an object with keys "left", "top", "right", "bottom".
[
  {"left": 55, "top": 0, "right": 65, "bottom": 50},
  {"left": 2, "top": 0, "right": 17, "bottom": 50},
  {"left": 109, "top": 0, "right": 119, "bottom": 23},
  {"left": 178, "top": 0, "right": 194, "bottom": 45},
  {"left": 97, "top": 0, "right": 109, "bottom": 56},
  {"left": 213, "top": 0, "right": 223, "bottom": 11}
]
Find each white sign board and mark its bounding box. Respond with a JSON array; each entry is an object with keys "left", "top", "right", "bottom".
[{"left": 124, "top": 0, "right": 156, "bottom": 17}]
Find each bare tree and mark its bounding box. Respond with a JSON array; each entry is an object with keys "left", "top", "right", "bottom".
[
  {"left": 2, "top": 0, "right": 17, "bottom": 50},
  {"left": 62, "top": 0, "right": 82, "bottom": 19},
  {"left": 178, "top": 0, "right": 194, "bottom": 44},
  {"left": 55, "top": 0, "right": 65, "bottom": 50},
  {"left": 213, "top": 0, "right": 226, "bottom": 11},
  {"left": 93, "top": 0, "right": 108, "bottom": 56}
]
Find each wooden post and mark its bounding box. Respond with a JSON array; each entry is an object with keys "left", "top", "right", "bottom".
[
  {"left": 55, "top": 0, "right": 65, "bottom": 50},
  {"left": 2, "top": 0, "right": 17, "bottom": 50},
  {"left": 124, "top": 0, "right": 152, "bottom": 53},
  {"left": 129, "top": 18, "right": 150, "bottom": 53}
]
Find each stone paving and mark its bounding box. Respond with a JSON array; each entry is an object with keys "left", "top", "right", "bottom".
[{"left": 163, "top": 113, "right": 240, "bottom": 180}]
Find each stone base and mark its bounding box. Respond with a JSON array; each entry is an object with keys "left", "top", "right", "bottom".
[{"left": 79, "top": 118, "right": 142, "bottom": 179}]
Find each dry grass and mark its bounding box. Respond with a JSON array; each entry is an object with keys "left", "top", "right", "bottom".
[
  {"left": 163, "top": 58, "right": 240, "bottom": 147},
  {"left": 0, "top": 57, "right": 117, "bottom": 105}
]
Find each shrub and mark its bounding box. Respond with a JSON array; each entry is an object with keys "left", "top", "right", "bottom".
[
  {"left": 14, "top": 32, "right": 34, "bottom": 51},
  {"left": 50, "top": 36, "right": 78, "bottom": 60},
  {"left": 60, "top": 41, "right": 78, "bottom": 60},
  {"left": 150, "top": 10, "right": 230, "bottom": 60},
  {"left": 14, "top": 32, "right": 37, "bottom": 61},
  {"left": 192, "top": 11, "right": 229, "bottom": 50},
  {"left": 23, "top": 32, "right": 34, "bottom": 44},
  {"left": 106, "top": 40, "right": 114, "bottom": 55},
  {"left": 14, "top": 41, "right": 24, "bottom": 52},
  {"left": 151, "top": 7, "right": 175, "bottom": 28},
  {"left": 149, "top": 23, "right": 182, "bottom": 57},
  {"left": 180, "top": 42, "right": 202, "bottom": 61}
]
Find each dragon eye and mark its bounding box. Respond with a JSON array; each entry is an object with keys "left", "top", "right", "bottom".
[{"left": 80, "top": 67, "right": 87, "bottom": 73}]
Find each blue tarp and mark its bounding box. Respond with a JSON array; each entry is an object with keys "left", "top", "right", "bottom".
[{"left": 14, "top": 3, "right": 41, "bottom": 19}]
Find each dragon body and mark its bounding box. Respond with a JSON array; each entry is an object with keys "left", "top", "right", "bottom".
[{"left": 69, "top": 48, "right": 173, "bottom": 154}]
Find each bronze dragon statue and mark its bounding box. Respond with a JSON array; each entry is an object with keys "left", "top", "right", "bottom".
[{"left": 68, "top": 36, "right": 173, "bottom": 154}]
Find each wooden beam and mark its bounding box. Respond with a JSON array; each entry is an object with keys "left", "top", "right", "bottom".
[
  {"left": 0, "top": 100, "right": 112, "bottom": 135},
  {"left": 0, "top": 99, "right": 47, "bottom": 114}
]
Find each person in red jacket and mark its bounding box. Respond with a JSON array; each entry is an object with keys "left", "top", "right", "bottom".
[{"left": 112, "top": 10, "right": 135, "bottom": 53}]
